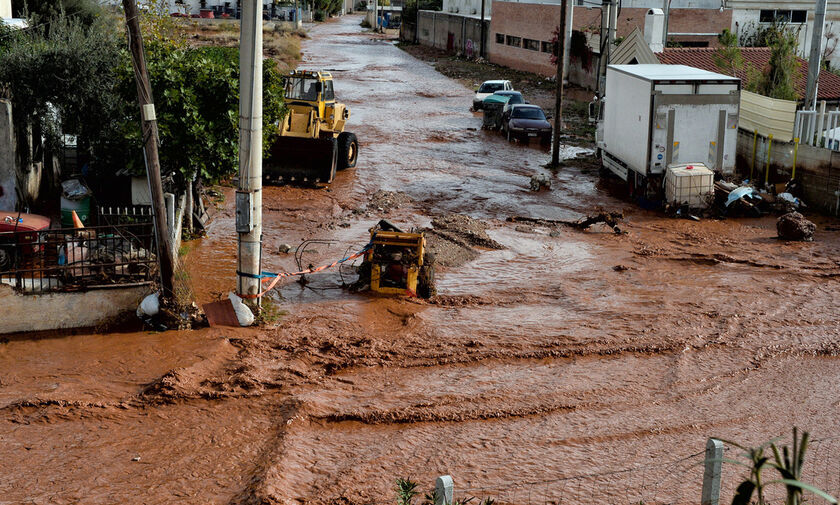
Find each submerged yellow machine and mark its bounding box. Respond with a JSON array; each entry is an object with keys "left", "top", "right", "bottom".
[
  {"left": 265, "top": 70, "right": 359, "bottom": 184},
  {"left": 357, "top": 220, "right": 436, "bottom": 298}
]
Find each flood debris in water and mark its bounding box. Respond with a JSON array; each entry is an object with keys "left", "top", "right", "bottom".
[
  {"left": 508, "top": 211, "right": 624, "bottom": 234},
  {"left": 422, "top": 214, "right": 504, "bottom": 268}
]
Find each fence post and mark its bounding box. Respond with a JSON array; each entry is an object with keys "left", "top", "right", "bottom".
[
  {"left": 792, "top": 138, "right": 800, "bottom": 181},
  {"left": 765, "top": 134, "right": 773, "bottom": 187},
  {"left": 702, "top": 438, "right": 724, "bottom": 505},
  {"left": 751, "top": 129, "right": 758, "bottom": 181},
  {"left": 435, "top": 475, "right": 454, "bottom": 505}
]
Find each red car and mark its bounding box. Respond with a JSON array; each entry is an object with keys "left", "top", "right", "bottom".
[{"left": 0, "top": 212, "right": 51, "bottom": 271}]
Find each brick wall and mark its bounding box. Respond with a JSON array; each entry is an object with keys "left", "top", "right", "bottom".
[{"left": 488, "top": 2, "right": 560, "bottom": 77}]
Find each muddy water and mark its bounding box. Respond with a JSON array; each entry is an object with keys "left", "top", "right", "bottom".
[{"left": 3, "top": 14, "right": 840, "bottom": 505}]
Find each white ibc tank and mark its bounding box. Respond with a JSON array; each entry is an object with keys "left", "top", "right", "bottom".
[{"left": 665, "top": 163, "right": 715, "bottom": 209}]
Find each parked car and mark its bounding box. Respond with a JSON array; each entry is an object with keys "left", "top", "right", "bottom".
[
  {"left": 491, "top": 90, "right": 527, "bottom": 114},
  {"left": 472, "top": 80, "right": 513, "bottom": 111},
  {"left": 502, "top": 104, "right": 553, "bottom": 144},
  {"left": 0, "top": 212, "right": 51, "bottom": 271}
]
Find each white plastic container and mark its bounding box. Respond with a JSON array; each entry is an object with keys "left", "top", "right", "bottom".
[{"left": 665, "top": 163, "right": 715, "bottom": 209}]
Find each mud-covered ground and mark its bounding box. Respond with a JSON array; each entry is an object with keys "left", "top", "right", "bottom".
[{"left": 3, "top": 15, "right": 840, "bottom": 505}]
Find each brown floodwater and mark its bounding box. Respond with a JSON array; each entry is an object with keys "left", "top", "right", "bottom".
[{"left": 3, "top": 14, "right": 840, "bottom": 505}]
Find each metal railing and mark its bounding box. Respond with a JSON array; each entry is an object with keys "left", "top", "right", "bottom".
[
  {"left": 794, "top": 109, "right": 840, "bottom": 149},
  {"left": 0, "top": 222, "right": 157, "bottom": 294}
]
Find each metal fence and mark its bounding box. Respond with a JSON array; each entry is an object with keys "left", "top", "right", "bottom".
[
  {"left": 0, "top": 222, "right": 157, "bottom": 294},
  {"left": 794, "top": 110, "right": 840, "bottom": 149}
]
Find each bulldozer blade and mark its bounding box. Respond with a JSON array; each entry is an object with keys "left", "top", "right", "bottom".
[{"left": 264, "top": 136, "right": 338, "bottom": 185}]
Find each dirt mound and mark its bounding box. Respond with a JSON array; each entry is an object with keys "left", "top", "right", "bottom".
[
  {"left": 367, "top": 190, "right": 411, "bottom": 213},
  {"left": 422, "top": 214, "right": 503, "bottom": 267},
  {"left": 777, "top": 211, "right": 816, "bottom": 241}
]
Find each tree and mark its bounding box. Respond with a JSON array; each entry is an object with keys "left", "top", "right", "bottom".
[
  {"left": 734, "top": 21, "right": 801, "bottom": 101},
  {"left": 713, "top": 28, "right": 744, "bottom": 77}
]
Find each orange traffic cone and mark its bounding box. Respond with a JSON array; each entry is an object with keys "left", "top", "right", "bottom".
[{"left": 71, "top": 210, "right": 84, "bottom": 229}]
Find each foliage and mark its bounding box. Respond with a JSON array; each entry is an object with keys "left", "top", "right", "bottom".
[
  {"left": 314, "top": 0, "right": 343, "bottom": 16},
  {"left": 396, "top": 478, "right": 420, "bottom": 505},
  {"left": 734, "top": 21, "right": 801, "bottom": 100},
  {"left": 718, "top": 428, "right": 837, "bottom": 505},
  {"left": 569, "top": 30, "right": 592, "bottom": 71},
  {"left": 402, "top": 0, "right": 443, "bottom": 26},
  {"left": 0, "top": 8, "right": 125, "bottom": 165},
  {"left": 110, "top": 41, "right": 287, "bottom": 184},
  {"left": 713, "top": 29, "right": 744, "bottom": 77},
  {"left": 313, "top": 9, "right": 325, "bottom": 21},
  {"left": 11, "top": 0, "right": 102, "bottom": 27}
]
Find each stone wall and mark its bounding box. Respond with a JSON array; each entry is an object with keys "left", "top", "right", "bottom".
[
  {"left": 0, "top": 284, "right": 151, "bottom": 335},
  {"left": 736, "top": 128, "right": 840, "bottom": 215}
]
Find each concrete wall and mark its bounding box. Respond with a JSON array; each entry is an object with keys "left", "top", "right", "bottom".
[
  {"left": 736, "top": 128, "right": 840, "bottom": 214},
  {"left": 487, "top": 1, "right": 559, "bottom": 77},
  {"left": 0, "top": 100, "right": 15, "bottom": 211},
  {"left": 443, "top": 0, "right": 491, "bottom": 17},
  {"left": 417, "top": 10, "right": 487, "bottom": 57},
  {"left": 0, "top": 284, "right": 151, "bottom": 334},
  {"left": 0, "top": 0, "right": 11, "bottom": 19}
]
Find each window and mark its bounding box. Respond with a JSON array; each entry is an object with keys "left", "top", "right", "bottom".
[
  {"left": 760, "top": 9, "right": 807, "bottom": 23},
  {"left": 323, "top": 80, "right": 334, "bottom": 101},
  {"left": 285, "top": 77, "right": 319, "bottom": 101},
  {"left": 523, "top": 38, "right": 540, "bottom": 51},
  {"left": 506, "top": 35, "right": 522, "bottom": 47},
  {"left": 541, "top": 41, "right": 553, "bottom": 53},
  {"left": 496, "top": 33, "right": 505, "bottom": 44}
]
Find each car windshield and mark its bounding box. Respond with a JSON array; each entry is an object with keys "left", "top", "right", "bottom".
[
  {"left": 512, "top": 108, "right": 545, "bottom": 120},
  {"left": 507, "top": 94, "right": 524, "bottom": 104},
  {"left": 285, "top": 77, "right": 319, "bottom": 101},
  {"left": 479, "top": 82, "right": 505, "bottom": 93}
]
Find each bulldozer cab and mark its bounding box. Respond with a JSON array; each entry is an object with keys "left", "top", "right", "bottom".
[{"left": 283, "top": 71, "right": 339, "bottom": 127}]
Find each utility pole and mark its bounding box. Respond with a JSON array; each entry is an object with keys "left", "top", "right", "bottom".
[
  {"left": 122, "top": 0, "right": 175, "bottom": 299},
  {"left": 480, "top": 0, "right": 486, "bottom": 58},
  {"left": 236, "top": 0, "right": 263, "bottom": 308},
  {"left": 663, "top": 0, "right": 670, "bottom": 46},
  {"left": 563, "top": 0, "right": 573, "bottom": 80},
  {"left": 550, "top": 0, "right": 568, "bottom": 167},
  {"left": 596, "top": 0, "right": 613, "bottom": 96},
  {"left": 806, "top": 0, "right": 828, "bottom": 110}
]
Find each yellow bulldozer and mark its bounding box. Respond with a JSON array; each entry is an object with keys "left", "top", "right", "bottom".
[{"left": 265, "top": 70, "right": 359, "bottom": 185}]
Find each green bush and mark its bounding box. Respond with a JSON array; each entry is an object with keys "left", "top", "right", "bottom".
[{"left": 313, "top": 10, "right": 325, "bottom": 21}]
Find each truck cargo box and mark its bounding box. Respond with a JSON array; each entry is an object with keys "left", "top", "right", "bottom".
[{"left": 599, "top": 64, "right": 740, "bottom": 184}]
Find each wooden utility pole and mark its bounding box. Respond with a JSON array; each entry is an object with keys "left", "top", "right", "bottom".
[
  {"left": 806, "top": 0, "right": 828, "bottom": 109},
  {"left": 479, "top": 0, "right": 486, "bottom": 58},
  {"left": 550, "top": 0, "right": 568, "bottom": 167},
  {"left": 122, "top": 0, "right": 176, "bottom": 299}
]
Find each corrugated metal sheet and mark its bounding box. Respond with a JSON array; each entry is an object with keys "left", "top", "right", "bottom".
[
  {"left": 739, "top": 90, "right": 797, "bottom": 142},
  {"left": 611, "top": 28, "right": 659, "bottom": 65}
]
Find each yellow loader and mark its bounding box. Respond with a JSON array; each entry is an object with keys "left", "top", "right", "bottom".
[{"left": 265, "top": 70, "right": 359, "bottom": 185}]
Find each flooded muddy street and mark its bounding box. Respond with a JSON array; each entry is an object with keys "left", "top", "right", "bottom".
[{"left": 4, "top": 15, "right": 840, "bottom": 505}]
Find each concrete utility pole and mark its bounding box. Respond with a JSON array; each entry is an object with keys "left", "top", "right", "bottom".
[
  {"left": 806, "top": 0, "right": 828, "bottom": 110},
  {"left": 663, "top": 0, "right": 670, "bottom": 46},
  {"left": 596, "top": 0, "right": 614, "bottom": 96},
  {"left": 236, "top": 0, "right": 263, "bottom": 308},
  {"left": 563, "top": 0, "right": 573, "bottom": 80},
  {"left": 551, "top": 0, "right": 568, "bottom": 167},
  {"left": 122, "top": 0, "right": 176, "bottom": 299},
  {"left": 480, "top": 0, "right": 487, "bottom": 58}
]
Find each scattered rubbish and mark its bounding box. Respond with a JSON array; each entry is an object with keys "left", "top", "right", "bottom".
[
  {"left": 530, "top": 173, "right": 551, "bottom": 191},
  {"left": 278, "top": 243, "right": 293, "bottom": 254},
  {"left": 367, "top": 190, "right": 411, "bottom": 214},
  {"left": 613, "top": 264, "right": 630, "bottom": 271},
  {"left": 715, "top": 181, "right": 762, "bottom": 217},
  {"left": 509, "top": 211, "right": 624, "bottom": 234},
  {"left": 136, "top": 293, "right": 160, "bottom": 318},
  {"left": 777, "top": 192, "right": 803, "bottom": 209},
  {"left": 132, "top": 456, "right": 141, "bottom": 462},
  {"left": 203, "top": 298, "right": 241, "bottom": 328},
  {"left": 777, "top": 212, "right": 816, "bottom": 242},
  {"left": 61, "top": 179, "right": 92, "bottom": 200},
  {"left": 228, "top": 292, "right": 256, "bottom": 326}
]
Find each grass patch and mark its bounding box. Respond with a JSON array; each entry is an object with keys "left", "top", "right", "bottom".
[{"left": 258, "top": 297, "right": 288, "bottom": 325}]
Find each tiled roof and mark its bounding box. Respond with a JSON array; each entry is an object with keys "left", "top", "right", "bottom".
[{"left": 656, "top": 47, "right": 840, "bottom": 101}]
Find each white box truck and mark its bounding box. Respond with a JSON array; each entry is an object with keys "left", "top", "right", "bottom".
[{"left": 595, "top": 64, "right": 740, "bottom": 198}]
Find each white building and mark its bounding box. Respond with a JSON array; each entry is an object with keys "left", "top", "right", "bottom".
[{"left": 442, "top": 0, "right": 491, "bottom": 18}]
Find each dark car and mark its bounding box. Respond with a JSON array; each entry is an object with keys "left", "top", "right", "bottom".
[{"left": 502, "top": 104, "right": 552, "bottom": 144}]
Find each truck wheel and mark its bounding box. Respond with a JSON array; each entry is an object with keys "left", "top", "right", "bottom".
[
  {"left": 0, "top": 246, "right": 13, "bottom": 271},
  {"left": 338, "top": 132, "right": 358, "bottom": 170},
  {"left": 417, "top": 252, "right": 436, "bottom": 298}
]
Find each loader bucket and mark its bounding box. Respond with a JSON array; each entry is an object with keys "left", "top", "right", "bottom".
[{"left": 264, "top": 136, "right": 338, "bottom": 185}]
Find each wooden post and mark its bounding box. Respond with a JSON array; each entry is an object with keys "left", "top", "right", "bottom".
[
  {"left": 751, "top": 129, "right": 758, "bottom": 182},
  {"left": 550, "top": 0, "right": 568, "bottom": 167},
  {"left": 122, "top": 0, "right": 175, "bottom": 299},
  {"left": 792, "top": 137, "right": 800, "bottom": 181},
  {"left": 765, "top": 134, "right": 773, "bottom": 187}
]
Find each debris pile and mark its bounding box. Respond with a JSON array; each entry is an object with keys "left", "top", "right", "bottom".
[
  {"left": 530, "top": 173, "right": 551, "bottom": 191},
  {"left": 366, "top": 190, "right": 412, "bottom": 214},
  {"left": 777, "top": 212, "right": 816, "bottom": 242},
  {"left": 423, "top": 214, "right": 503, "bottom": 267},
  {"left": 508, "top": 211, "right": 624, "bottom": 234}
]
